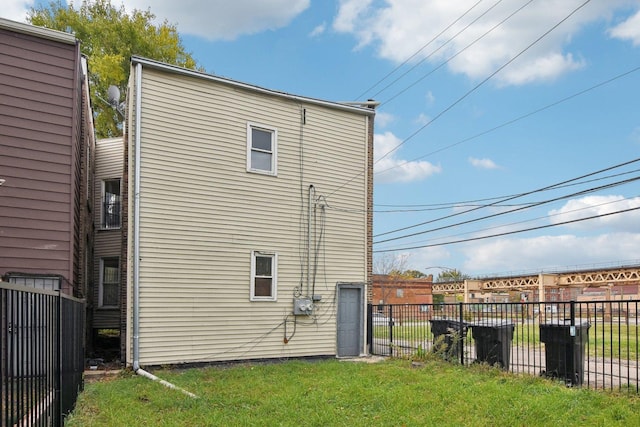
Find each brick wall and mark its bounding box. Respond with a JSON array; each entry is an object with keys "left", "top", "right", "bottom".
[{"left": 371, "top": 274, "right": 434, "bottom": 305}]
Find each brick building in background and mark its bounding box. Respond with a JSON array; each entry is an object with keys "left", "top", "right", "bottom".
[{"left": 371, "top": 274, "right": 434, "bottom": 306}]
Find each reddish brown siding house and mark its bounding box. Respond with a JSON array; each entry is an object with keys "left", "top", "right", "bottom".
[
  {"left": 372, "top": 274, "right": 434, "bottom": 306},
  {"left": 0, "top": 18, "right": 94, "bottom": 298}
]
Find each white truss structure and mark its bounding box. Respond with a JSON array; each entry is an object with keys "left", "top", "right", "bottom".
[{"left": 432, "top": 266, "right": 640, "bottom": 296}]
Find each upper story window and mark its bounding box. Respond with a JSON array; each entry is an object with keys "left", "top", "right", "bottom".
[
  {"left": 102, "top": 179, "right": 121, "bottom": 229},
  {"left": 247, "top": 123, "right": 277, "bottom": 175},
  {"left": 250, "top": 251, "right": 277, "bottom": 301}
]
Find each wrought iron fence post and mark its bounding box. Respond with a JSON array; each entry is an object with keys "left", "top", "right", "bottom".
[
  {"left": 56, "top": 292, "right": 62, "bottom": 426},
  {"left": 570, "top": 300, "right": 575, "bottom": 327},
  {"left": 389, "top": 305, "right": 394, "bottom": 357},
  {"left": 366, "top": 304, "right": 372, "bottom": 352},
  {"left": 459, "top": 302, "right": 464, "bottom": 365}
]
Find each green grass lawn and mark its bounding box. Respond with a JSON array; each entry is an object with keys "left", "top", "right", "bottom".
[{"left": 67, "top": 358, "right": 640, "bottom": 426}]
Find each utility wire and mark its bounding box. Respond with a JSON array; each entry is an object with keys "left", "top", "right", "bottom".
[
  {"left": 374, "top": 205, "right": 640, "bottom": 253},
  {"left": 327, "top": 0, "right": 592, "bottom": 199},
  {"left": 373, "top": 168, "right": 640, "bottom": 212},
  {"left": 372, "top": 0, "right": 509, "bottom": 100},
  {"left": 375, "top": 174, "right": 640, "bottom": 244},
  {"left": 376, "top": 0, "right": 589, "bottom": 157},
  {"left": 380, "top": 0, "right": 535, "bottom": 105},
  {"left": 374, "top": 64, "right": 640, "bottom": 177},
  {"left": 354, "top": 0, "right": 487, "bottom": 100},
  {"left": 374, "top": 157, "right": 640, "bottom": 238},
  {"left": 325, "top": 166, "right": 640, "bottom": 214},
  {"left": 375, "top": 195, "right": 639, "bottom": 250}
]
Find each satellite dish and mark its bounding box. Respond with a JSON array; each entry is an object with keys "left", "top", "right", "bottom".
[{"left": 107, "top": 85, "right": 121, "bottom": 106}]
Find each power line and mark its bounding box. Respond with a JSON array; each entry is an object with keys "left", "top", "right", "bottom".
[
  {"left": 325, "top": 165, "right": 640, "bottom": 214},
  {"left": 372, "top": 0, "right": 510, "bottom": 100},
  {"left": 374, "top": 205, "right": 640, "bottom": 253},
  {"left": 374, "top": 64, "right": 640, "bottom": 177},
  {"left": 374, "top": 174, "right": 640, "bottom": 244},
  {"left": 380, "top": 0, "right": 535, "bottom": 106},
  {"left": 375, "top": 0, "right": 591, "bottom": 162},
  {"left": 375, "top": 157, "right": 640, "bottom": 238},
  {"left": 373, "top": 168, "right": 640, "bottom": 212},
  {"left": 375, "top": 195, "right": 639, "bottom": 251},
  {"left": 354, "top": 0, "right": 487, "bottom": 100},
  {"left": 326, "top": 0, "right": 592, "bottom": 199}
]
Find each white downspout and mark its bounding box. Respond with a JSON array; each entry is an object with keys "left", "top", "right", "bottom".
[
  {"left": 133, "top": 62, "right": 142, "bottom": 373},
  {"left": 131, "top": 62, "right": 196, "bottom": 398}
]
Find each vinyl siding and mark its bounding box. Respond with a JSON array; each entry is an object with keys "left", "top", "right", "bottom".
[
  {"left": 93, "top": 138, "right": 123, "bottom": 328},
  {"left": 0, "top": 25, "right": 78, "bottom": 284},
  {"left": 129, "top": 66, "right": 370, "bottom": 365}
]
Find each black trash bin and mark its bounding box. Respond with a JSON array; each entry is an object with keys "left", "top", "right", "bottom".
[
  {"left": 539, "top": 320, "right": 590, "bottom": 386},
  {"left": 470, "top": 320, "right": 515, "bottom": 369},
  {"left": 430, "top": 318, "right": 468, "bottom": 360}
]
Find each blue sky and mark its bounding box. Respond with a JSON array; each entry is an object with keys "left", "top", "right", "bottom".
[{"left": 5, "top": 0, "right": 640, "bottom": 277}]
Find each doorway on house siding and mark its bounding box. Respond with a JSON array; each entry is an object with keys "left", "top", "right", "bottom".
[{"left": 336, "top": 283, "right": 364, "bottom": 357}]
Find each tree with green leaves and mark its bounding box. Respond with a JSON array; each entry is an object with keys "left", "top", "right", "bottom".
[
  {"left": 29, "top": 0, "right": 200, "bottom": 138},
  {"left": 435, "top": 268, "right": 469, "bottom": 282},
  {"left": 402, "top": 269, "right": 427, "bottom": 279}
]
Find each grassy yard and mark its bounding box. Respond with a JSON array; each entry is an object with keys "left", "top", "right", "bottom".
[{"left": 67, "top": 358, "right": 640, "bottom": 426}]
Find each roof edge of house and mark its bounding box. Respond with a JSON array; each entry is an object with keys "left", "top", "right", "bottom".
[
  {"left": 0, "top": 17, "right": 77, "bottom": 45},
  {"left": 131, "top": 55, "right": 377, "bottom": 116}
]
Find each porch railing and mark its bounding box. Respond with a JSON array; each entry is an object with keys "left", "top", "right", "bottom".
[
  {"left": 369, "top": 301, "right": 639, "bottom": 392},
  {"left": 1, "top": 282, "right": 85, "bottom": 426}
]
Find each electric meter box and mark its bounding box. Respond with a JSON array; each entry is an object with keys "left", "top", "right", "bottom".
[{"left": 293, "top": 298, "right": 313, "bottom": 315}]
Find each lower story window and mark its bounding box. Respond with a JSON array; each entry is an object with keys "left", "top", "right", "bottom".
[
  {"left": 251, "top": 251, "right": 277, "bottom": 301},
  {"left": 100, "top": 257, "right": 119, "bottom": 307}
]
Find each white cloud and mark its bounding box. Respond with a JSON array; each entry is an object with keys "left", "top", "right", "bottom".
[
  {"left": 0, "top": 0, "right": 33, "bottom": 21},
  {"left": 548, "top": 195, "right": 640, "bottom": 232},
  {"left": 333, "top": 0, "right": 373, "bottom": 35},
  {"left": 414, "top": 113, "right": 431, "bottom": 126},
  {"left": 374, "top": 131, "right": 441, "bottom": 183},
  {"left": 375, "top": 111, "right": 395, "bottom": 128},
  {"left": 333, "top": 0, "right": 632, "bottom": 85},
  {"left": 309, "top": 22, "right": 326, "bottom": 37},
  {"left": 469, "top": 157, "right": 499, "bottom": 170},
  {"left": 461, "top": 233, "right": 640, "bottom": 274},
  {"left": 409, "top": 247, "right": 454, "bottom": 274},
  {"left": 495, "top": 52, "right": 585, "bottom": 86},
  {"left": 609, "top": 9, "right": 640, "bottom": 45},
  {"left": 121, "top": 0, "right": 310, "bottom": 40},
  {"left": 425, "top": 90, "right": 435, "bottom": 105}
]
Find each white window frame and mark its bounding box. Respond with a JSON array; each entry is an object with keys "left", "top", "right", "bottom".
[
  {"left": 246, "top": 122, "right": 277, "bottom": 176},
  {"left": 99, "top": 257, "right": 119, "bottom": 308},
  {"left": 101, "top": 178, "right": 121, "bottom": 229},
  {"left": 250, "top": 251, "right": 278, "bottom": 301}
]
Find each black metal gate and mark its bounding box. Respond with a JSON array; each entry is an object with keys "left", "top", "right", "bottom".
[{"left": 1, "top": 282, "right": 85, "bottom": 426}]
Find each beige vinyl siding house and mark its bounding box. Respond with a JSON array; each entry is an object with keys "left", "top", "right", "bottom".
[
  {"left": 125, "top": 57, "right": 374, "bottom": 366},
  {"left": 92, "top": 137, "right": 123, "bottom": 332}
]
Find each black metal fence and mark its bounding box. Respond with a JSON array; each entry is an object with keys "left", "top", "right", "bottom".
[
  {"left": 1, "top": 282, "right": 85, "bottom": 426},
  {"left": 369, "top": 301, "right": 640, "bottom": 392}
]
